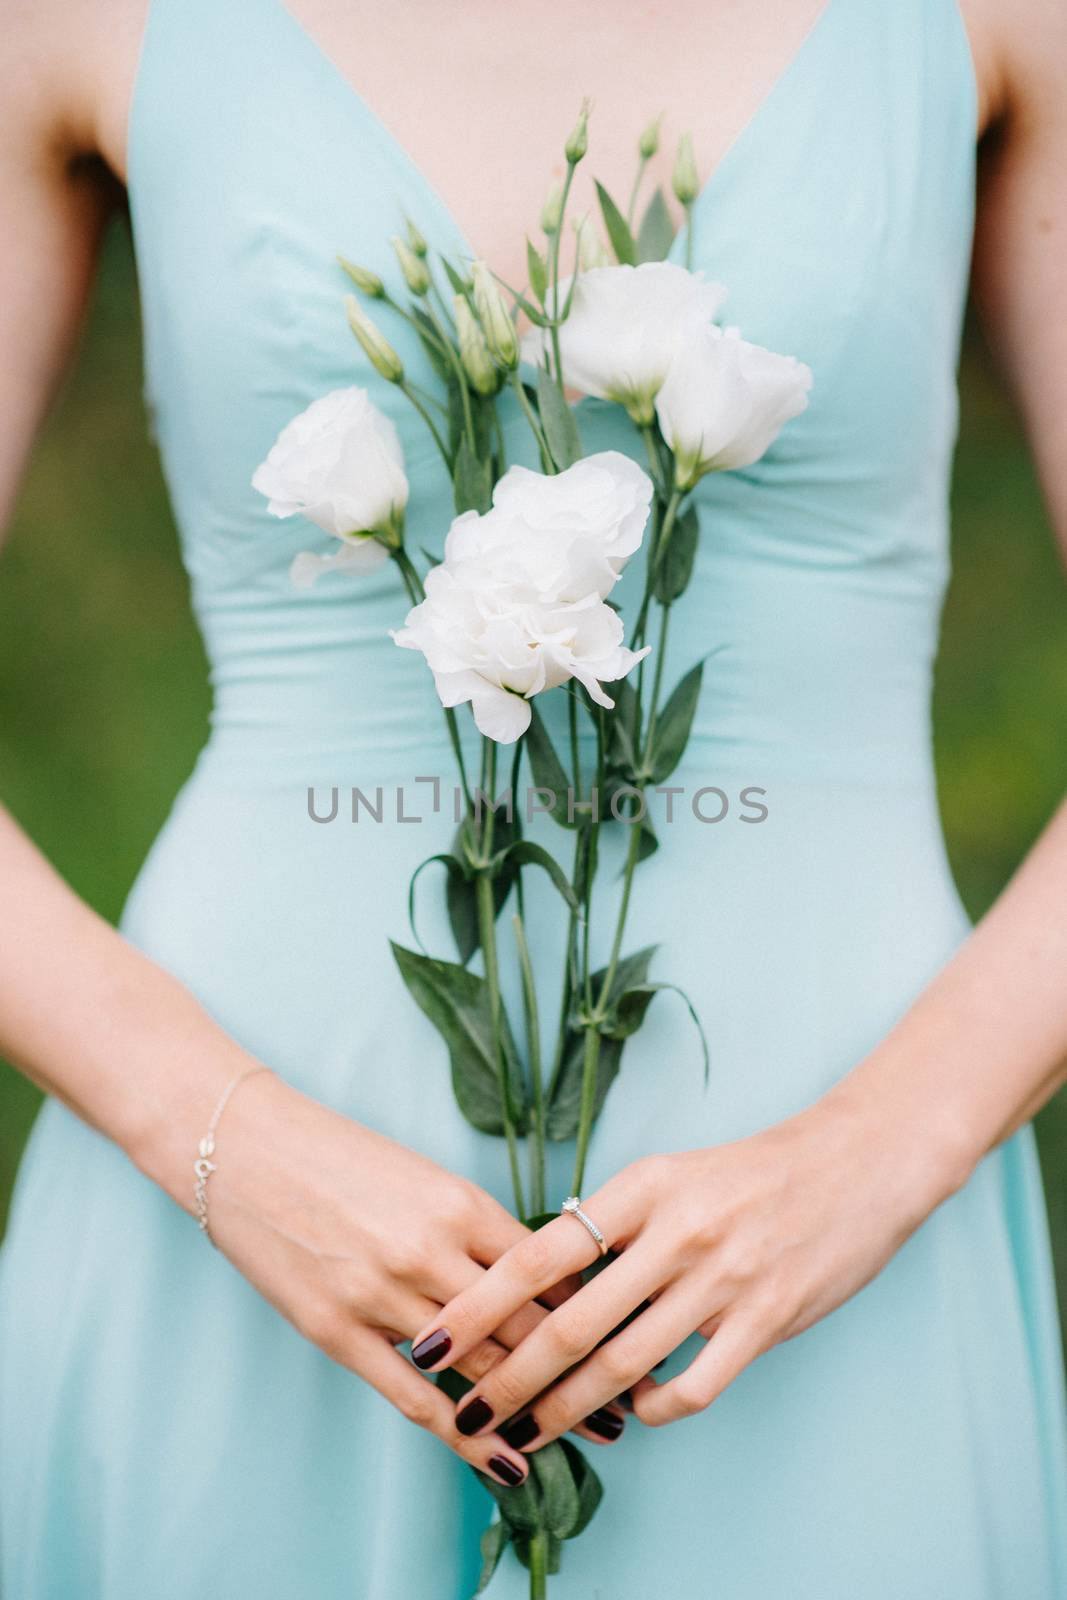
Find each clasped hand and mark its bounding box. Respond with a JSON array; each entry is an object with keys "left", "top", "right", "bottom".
[{"left": 412, "top": 1097, "right": 934, "bottom": 1449}]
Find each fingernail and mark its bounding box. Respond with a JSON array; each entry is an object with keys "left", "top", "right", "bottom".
[
  {"left": 499, "top": 1412, "right": 540, "bottom": 1451},
  {"left": 456, "top": 1396, "right": 494, "bottom": 1436},
  {"left": 488, "top": 1454, "right": 526, "bottom": 1487},
  {"left": 411, "top": 1328, "right": 452, "bottom": 1370},
  {"left": 583, "top": 1407, "right": 625, "bottom": 1441}
]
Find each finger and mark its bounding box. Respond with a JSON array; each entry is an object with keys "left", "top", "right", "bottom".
[
  {"left": 447, "top": 1245, "right": 660, "bottom": 1442},
  {"left": 402, "top": 1281, "right": 625, "bottom": 1452},
  {"left": 464, "top": 1193, "right": 537, "bottom": 1265},
  {"left": 632, "top": 1314, "right": 761, "bottom": 1427},
  {"left": 411, "top": 1192, "right": 628, "bottom": 1372},
  {"left": 411, "top": 1256, "right": 551, "bottom": 1372},
  {"left": 352, "top": 1330, "right": 530, "bottom": 1489},
  {"left": 513, "top": 1283, "right": 709, "bottom": 1448}
]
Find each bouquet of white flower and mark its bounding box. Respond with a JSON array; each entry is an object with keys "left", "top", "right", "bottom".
[{"left": 254, "top": 104, "right": 811, "bottom": 1598}]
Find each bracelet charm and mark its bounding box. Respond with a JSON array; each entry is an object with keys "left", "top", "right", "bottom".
[{"left": 193, "top": 1067, "right": 270, "bottom": 1245}]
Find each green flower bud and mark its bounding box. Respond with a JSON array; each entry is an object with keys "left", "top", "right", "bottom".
[
  {"left": 540, "top": 180, "right": 564, "bottom": 237},
  {"left": 470, "top": 260, "right": 519, "bottom": 371},
  {"left": 672, "top": 132, "right": 700, "bottom": 207},
  {"left": 638, "top": 115, "right": 662, "bottom": 161},
  {"left": 345, "top": 295, "right": 404, "bottom": 383},
  {"left": 564, "top": 99, "right": 591, "bottom": 165},
  {"left": 573, "top": 215, "right": 611, "bottom": 272},
  {"left": 405, "top": 217, "right": 429, "bottom": 257},
  {"left": 390, "top": 235, "right": 431, "bottom": 296},
  {"left": 454, "top": 296, "right": 500, "bottom": 396},
  {"left": 338, "top": 256, "right": 385, "bottom": 298}
]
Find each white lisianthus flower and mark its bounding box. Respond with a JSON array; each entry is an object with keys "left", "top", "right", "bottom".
[
  {"left": 521, "top": 262, "right": 726, "bottom": 425},
  {"left": 655, "top": 325, "right": 813, "bottom": 489},
  {"left": 486, "top": 451, "right": 652, "bottom": 600},
  {"left": 251, "top": 387, "right": 409, "bottom": 587},
  {"left": 391, "top": 453, "right": 653, "bottom": 744}
]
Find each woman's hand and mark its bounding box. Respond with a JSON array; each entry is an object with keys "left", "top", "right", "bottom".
[
  {"left": 205, "top": 1071, "right": 592, "bottom": 1487},
  {"left": 409, "top": 1092, "right": 956, "bottom": 1447}
]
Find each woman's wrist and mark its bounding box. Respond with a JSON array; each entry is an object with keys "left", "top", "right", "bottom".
[
  {"left": 814, "top": 1045, "right": 980, "bottom": 1231},
  {"left": 121, "top": 1015, "right": 283, "bottom": 1215}
]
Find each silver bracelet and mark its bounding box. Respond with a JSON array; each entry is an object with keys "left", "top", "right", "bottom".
[{"left": 193, "top": 1065, "right": 271, "bottom": 1245}]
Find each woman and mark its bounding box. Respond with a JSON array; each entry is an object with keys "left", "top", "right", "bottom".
[{"left": 1, "top": 0, "right": 1065, "bottom": 1595}]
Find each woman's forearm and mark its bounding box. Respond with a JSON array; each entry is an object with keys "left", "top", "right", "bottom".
[
  {"left": 826, "top": 794, "right": 1067, "bottom": 1205},
  {"left": 0, "top": 802, "right": 267, "bottom": 1209}
]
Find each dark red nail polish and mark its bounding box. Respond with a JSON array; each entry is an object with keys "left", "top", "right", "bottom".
[
  {"left": 500, "top": 1412, "right": 540, "bottom": 1451},
  {"left": 488, "top": 1455, "right": 525, "bottom": 1487},
  {"left": 411, "top": 1329, "right": 452, "bottom": 1370},
  {"left": 584, "top": 1407, "right": 625, "bottom": 1440},
  {"left": 456, "top": 1396, "right": 494, "bottom": 1436}
]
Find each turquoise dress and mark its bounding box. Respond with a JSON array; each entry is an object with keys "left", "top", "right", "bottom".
[{"left": 2, "top": 0, "right": 1065, "bottom": 1594}]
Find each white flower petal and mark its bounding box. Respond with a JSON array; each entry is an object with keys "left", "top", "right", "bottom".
[{"left": 289, "top": 538, "right": 388, "bottom": 589}]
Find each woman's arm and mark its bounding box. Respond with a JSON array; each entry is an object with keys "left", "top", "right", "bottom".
[
  {"left": 408, "top": 2, "right": 1067, "bottom": 1445},
  {"left": 0, "top": 14, "right": 575, "bottom": 1488}
]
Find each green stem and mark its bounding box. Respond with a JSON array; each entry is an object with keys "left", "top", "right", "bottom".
[
  {"left": 571, "top": 1023, "right": 602, "bottom": 1197},
  {"left": 527, "top": 1531, "right": 548, "bottom": 1600},
  {"left": 545, "top": 826, "right": 583, "bottom": 1103},
  {"left": 684, "top": 202, "right": 695, "bottom": 270},
  {"left": 392, "top": 550, "right": 472, "bottom": 808},
  {"left": 642, "top": 602, "right": 672, "bottom": 754},
  {"left": 510, "top": 370, "right": 553, "bottom": 466},
  {"left": 549, "top": 161, "right": 578, "bottom": 387},
  {"left": 513, "top": 912, "right": 546, "bottom": 1215},
  {"left": 426, "top": 300, "right": 476, "bottom": 451},
  {"left": 476, "top": 873, "right": 526, "bottom": 1220},
  {"left": 627, "top": 156, "right": 649, "bottom": 229},
  {"left": 398, "top": 380, "right": 450, "bottom": 467},
  {"left": 476, "top": 742, "right": 526, "bottom": 1220},
  {"left": 492, "top": 403, "right": 508, "bottom": 475},
  {"left": 631, "top": 485, "right": 682, "bottom": 650}
]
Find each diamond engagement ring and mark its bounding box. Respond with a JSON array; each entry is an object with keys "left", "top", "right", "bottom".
[{"left": 560, "top": 1195, "right": 609, "bottom": 1256}]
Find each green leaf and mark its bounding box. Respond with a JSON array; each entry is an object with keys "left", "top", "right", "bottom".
[
  {"left": 440, "top": 256, "right": 472, "bottom": 298},
  {"left": 447, "top": 813, "right": 522, "bottom": 961},
  {"left": 407, "top": 852, "right": 470, "bottom": 958},
  {"left": 445, "top": 865, "right": 481, "bottom": 964},
  {"left": 390, "top": 942, "right": 527, "bottom": 1134},
  {"left": 605, "top": 676, "right": 640, "bottom": 779},
  {"left": 524, "top": 705, "right": 574, "bottom": 828},
  {"left": 559, "top": 1440, "right": 604, "bottom": 1538},
  {"left": 649, "top": 980, "right": 712, "bottom": 1083},
  {"left": 635, "top": 186, "right": 676, "bottom": 263},
  {"left": 546, "top": 1032, "right": 620, "bottom": 1141},
  {"left": 526, "top": 237, "right": 548, "bottom": 305},
  {"left": 647, "top": 660, "right": 704, "bottom": 784},
  {"left": 410, "top": 306, "right": 453, "bottom": 384},
  {"left": 490, "top": 839, "right": 580, "bottom": 913},
  {"left": 535, "top": 368, "right": 583, "bottom": 470},
  {"left": 474, "top": 1520, "right": 508, "bottom": 1594},
  {"left": 652, "top": 502, "right": 700, "bottom": 605},
  {"left": 604, "top": 982, "right": 661, "bottom": 1039},
  {"left": 530, "top": 1443, "right": 582, "bottom": 1539},
  {"left": 478, "top": 1471, "right": 542, "bottom": 1538},
  {"left": 595, "top": 180, "right": 638, "bottom": 266},
  {"left": 545, "top": 945, "right": 659, "bottom": 1139},
  {"left": 453, "top": 434, "right": 493, "bottom": 515}
]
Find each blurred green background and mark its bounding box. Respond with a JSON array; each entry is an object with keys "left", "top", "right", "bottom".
[{"left": 1, "top": 220, "right": 1065, "bottom": 1349}]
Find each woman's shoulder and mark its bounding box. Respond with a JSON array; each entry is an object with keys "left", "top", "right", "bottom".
[
  {"left": 0, "top": 0, "right": 148, "bottom": 182},
  {"left": 959, "top": 0, "right": 1067, "bottom": 140}
]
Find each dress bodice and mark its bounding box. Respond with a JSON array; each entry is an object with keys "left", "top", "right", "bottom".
[{"left": 127, "top": 0, "right": 976, "bottom": 783}]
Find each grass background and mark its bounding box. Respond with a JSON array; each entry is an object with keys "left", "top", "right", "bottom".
[{"left": 1, "top": 220, "right": 1065, "bottom": 1345}]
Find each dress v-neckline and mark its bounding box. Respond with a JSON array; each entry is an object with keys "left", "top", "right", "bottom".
[{"left": 270, "top": 0, "right": 838, "bottom": 268}]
